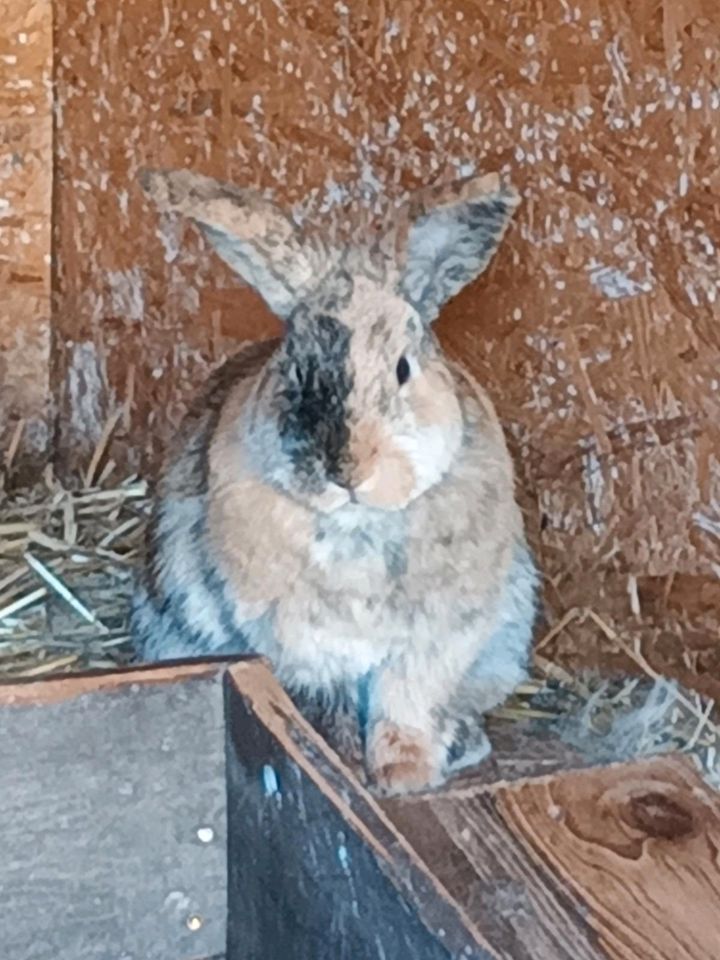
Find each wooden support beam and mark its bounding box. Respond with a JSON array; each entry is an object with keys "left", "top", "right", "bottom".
[
  {"left": 0, "top": 0, "right": 53, "bottom": 472},
  {"left": 225, "top": 660, "right": 492, "bottom": 960}
]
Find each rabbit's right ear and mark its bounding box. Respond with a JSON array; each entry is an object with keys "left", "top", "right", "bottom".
[
  {"left": 399, "top": 172, "right": 520, "bottom": 323},
  {"left": 139, "top": 168, "right": 316, "bottom": 319}
]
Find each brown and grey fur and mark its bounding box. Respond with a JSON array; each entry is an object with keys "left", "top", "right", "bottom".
[{"left": 132, "top": 168, "right": 539, "bottom": 795}]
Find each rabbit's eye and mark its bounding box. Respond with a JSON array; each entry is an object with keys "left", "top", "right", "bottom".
[{"left": 396, "top": 356, "right": 411, "bottom": 387}]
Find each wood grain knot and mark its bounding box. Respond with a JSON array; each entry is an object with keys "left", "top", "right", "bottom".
[{"left": 625, "top": 791, "right": 695, "bottom": 841}]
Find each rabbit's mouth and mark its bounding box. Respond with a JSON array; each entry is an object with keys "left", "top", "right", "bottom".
[
  {"left": 305, "top": 482, "right": 354, "bottom": 514},
  {"left": 303, "top": 478, "right": 411, "bottom": 515}
]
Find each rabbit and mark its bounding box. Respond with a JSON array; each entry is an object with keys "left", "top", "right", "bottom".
[{"left": 131, "top": 166, "right": 539, "bottom": 795}]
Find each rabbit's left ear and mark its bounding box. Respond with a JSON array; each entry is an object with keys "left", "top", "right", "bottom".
[
  {"left": 399, "top": 173, "right": 520, "bottom": 322},
  {"left": 139, "top": 167, "right": 319, "bottom": 319}
]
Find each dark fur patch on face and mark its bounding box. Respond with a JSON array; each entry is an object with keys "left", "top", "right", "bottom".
[{"left": 277, "top": 313, "right": 353, "bottom": 488}]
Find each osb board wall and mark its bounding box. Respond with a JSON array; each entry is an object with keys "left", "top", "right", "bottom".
[
  {"left": 50, "top": 0, "right": 720, "bottom": 694},
  {"left": 0, "top": 0, "right": 53, "bottom": 465}
]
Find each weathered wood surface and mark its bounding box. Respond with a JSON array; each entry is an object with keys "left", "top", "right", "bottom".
[
  {"left": 0, "top": 0, "right": 53, "bottom": 469},
  {"left": 384, "top": 790, "right": 604, "bottom": 960},
  {"left": 2, "top": 657, "right": 718, "bottom": 959},
  {"left": 226, "top": 660, "right": 494, "bottom": 960},
  {"left": 386, "top": 757, "right": 720, "bottom": 960},
  {"left": 493, "top": 760, "right": 720, "bottom": 960},
  {"left": 228, "top": 660, "right": 720, "bottom": 960},
  {"left": 0, "top": 661, "right": 229, "bottom": 960}
]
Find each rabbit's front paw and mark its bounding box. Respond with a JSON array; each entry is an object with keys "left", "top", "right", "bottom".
[{"left": 367, "top": 721, "right": 443, "bottom": 796}]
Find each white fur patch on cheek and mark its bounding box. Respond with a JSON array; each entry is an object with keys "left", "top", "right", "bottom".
[{"left": 395, "top": 422, "right": 462, "bottom": 496}]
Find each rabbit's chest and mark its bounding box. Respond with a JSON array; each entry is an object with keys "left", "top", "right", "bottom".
[
  {"left": 274, "top": 578, "right": 413, "bottom": 689},
  {"left": 270, "top": 511, "right": 463, "bottom": 687}
]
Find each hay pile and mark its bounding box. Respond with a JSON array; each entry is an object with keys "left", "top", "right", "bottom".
[
  {"left": 1, "top": 437, "right": 718, "bottom": 786},
  {"left": 0, "top": 460, "right": 147, "bottom": 677}
]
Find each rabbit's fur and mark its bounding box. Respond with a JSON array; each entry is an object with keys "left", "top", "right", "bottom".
[{"left": 132, "top": 167, "right": 539, "bottom": 794}]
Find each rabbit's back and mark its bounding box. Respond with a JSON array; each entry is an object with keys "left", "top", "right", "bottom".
[{"left": 130, "top": 339, "right": 280, "bottom": 660}]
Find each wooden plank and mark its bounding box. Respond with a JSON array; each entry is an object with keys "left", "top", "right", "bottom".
[
  {"left": 0, "top": 661, "right": 230, "bottom": 960},
  {"left": 225, "top": 660, "right": 495, "bottom": 960},
  {"left": 227, "top": 660, "right": 720, "bottom": 960},
  {"left": 383, "top": 790, "right": 605, "bottom": 960},
  {"left": 0, "top": 0, "right": 53, "bottom": 471},
  {"left": 385, "top": 757, "right": 720, "bottom": 960},
  {"left": 493, "top": 757, "right": 720, "bottom": 960},
  {"left": 3, "top": 656, "right": 717, "bottom": 959},
  {"left": 0, "top": 657, "right": 234, "bottom": 706}
]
